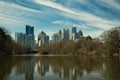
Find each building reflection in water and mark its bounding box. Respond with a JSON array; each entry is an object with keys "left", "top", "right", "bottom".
[
  {"left": 1, "top": 56, "right": 120, "bottom": 80},
  {"left": 37, "top": 60, "right": 49, "bottom": 76},
  {"left": 36, "top": 58, "right": 83, "bottom": 80},
  {"left": 16, "top": 60, "right": 35, "bottom": 80}
]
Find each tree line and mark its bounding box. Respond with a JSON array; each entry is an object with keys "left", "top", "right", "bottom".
[
  {"left": 0, "top": 27, "right": 31, "bottom": 55},
  {"left": 0, "top": 26, "right": 119, "bottom": 56},
  {"left": 39, "top": 27, "right": 120, "bottom": 57}
]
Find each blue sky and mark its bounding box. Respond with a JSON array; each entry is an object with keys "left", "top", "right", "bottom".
[{"left": 0, "top": 0, "right": 120, "bottom": 40}]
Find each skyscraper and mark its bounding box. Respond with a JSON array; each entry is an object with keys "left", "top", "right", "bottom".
[
  {"left": 15, "top": 25, "right": 35, "bottom": 47},
  {"left": 26, "top": 34, "right": 35, "bottom": 46},
  {"left": 71, "top": 26, "right": 76, "bottom": 33},
  {"left": 52, "top": 33, "right": 60, "bottom": 43},
  {"left": 26, "top": 25, "right": 34, "bottom": 35},
  {"left": 38, "top": 31, "right": 49, "bottom": 46},
  {"left": 78, "top": 30, "right": 83, "bottom": 39},
  {"left": 61, "top": 29, "right": 69, "bottom": 41},
  {"left": 15, "top": 32, "right": 26, "bottom": 45},
  {"left": 72, "top": 30, "right": 83, "bottom": 40},
  {"left": 59, "top": 30, "right": 62, "bottom": 41},
  {"left": 69, "top": 25, "right": 77, "bottom": 40}
]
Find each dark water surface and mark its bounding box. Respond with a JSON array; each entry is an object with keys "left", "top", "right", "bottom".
[{"left": 0, "top": 54, "right": 120, "bottom": 80}]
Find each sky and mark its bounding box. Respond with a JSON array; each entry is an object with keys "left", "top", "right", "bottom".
[{"left": 0, "top": 0, "right": 120, "bottom": 40}]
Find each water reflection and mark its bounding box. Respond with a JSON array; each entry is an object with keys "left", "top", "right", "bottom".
[{"left": 0, "top": 56, "right": 120, "bottom": 80}]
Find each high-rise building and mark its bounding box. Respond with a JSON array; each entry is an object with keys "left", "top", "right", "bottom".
[
  {"left": 59, "top": 30, "right": 62, "bottom": 41},
  {"left": 15, "top": 33, "right": 35, "bottom": 47},
  {"left": 25, "top": 25, "right": 35, "bottom": 46},
  {"left": 15, "top": 25, "right": 35, "bottom": 47},
  {"left": 78, "top": 30, "right": 83, "bottom": 39},
  {"left": 26, "top": 34, "right": 35, "bottom": 46},
  {"left": 43, "top": 36, "right": 49, "bottom": 44},
  {"left": 26, "top": 25, "right": 34, "bottom": 35},
  {"left": 15, "top": 32, "right": 26, "bottom": 45},
  {"left": 69, "top": 25, "right": 77, "bottom": 40},
  {"left": 61, "top": 29, "right": 69, "bottom": 41},
  {"left": 52, "top": 33, "right": 60, "bottom": 43},
  {"left": 72, "top": 30, "right": 83, "bottom": 40},
  {"left": 38, "top": 31, "right": 49, "bottom": 46}
]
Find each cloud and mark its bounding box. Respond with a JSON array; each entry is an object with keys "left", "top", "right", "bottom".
[
  {"left": 34, "top": 0, "right": 78, "bottom": 14},
  {"left": 34, "top": 0, "right": 120, "bottom": 31},
  {"left": 75, "top": 0, "right": 117, "bottom": 19},
  {"left": 75, "top": 0, "right": 88, "bottom": 4},
  {"left": 98, "top": 0, "right": 120, "bottom": 11},
  {"left": 0, "top": 14, "right": 27, "bottom": 26},
  {"left": 0, "top": 1, "right": 43, "bottom": 27},
  {"left": 52, "top": 20, "right": 89, "bottom": 29},
  {"left": 84, "top": 30, "right": 103, "bottom": 38},
  {"left": 0, "top": 1, "right": 42, "bottom": 13},
  {"left": 52, "top": 20, "right": 69, "bottom": 26},
  {"left": 0, "top": 0, "right": 120, "bottom": 38}
]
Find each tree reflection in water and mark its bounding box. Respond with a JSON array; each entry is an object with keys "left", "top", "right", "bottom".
[{"left": 0, "top": 56, "right": 120, "bottom": 80}]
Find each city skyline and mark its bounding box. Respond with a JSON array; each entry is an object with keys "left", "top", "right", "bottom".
[
  {"left": 15, "top": 25, "right": 83, "bottom": 47},
  {"left": 0, "top": 0, "right": 120, "bottom": 39}
]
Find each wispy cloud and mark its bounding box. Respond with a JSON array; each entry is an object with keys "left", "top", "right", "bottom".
[
  {"left": 0, "top": 0, "right": 120, "bottom": 38},
  {"left": 0, "top": 14, "right": 27, "bottom": 26},
  {"left": 34, "top": 0, "right": 78, "bottom": 15},
  {"left": 0, "top": 1, "right": 42, "bottom": 13},
  {"left": 0, "top": 1, "right": 44, "bottom": 27},
  {"left": 98, "top": 0, "right": 120, "bottom": 11},
  {"left": 75, "top": 0, "right": 88, "bottom": 4},
  {"left": 52, "top": 20, "right": 90, "bottom": 29},
  {"left": 34, "top": 0, "right": 120, "bottom": 31}
]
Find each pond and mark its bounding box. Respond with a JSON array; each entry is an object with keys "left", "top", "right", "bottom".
[{"left": 0, "top": 54, "right": 120, "bottom": 80}]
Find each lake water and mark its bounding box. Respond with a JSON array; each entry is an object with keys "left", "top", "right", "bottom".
[{"left": 0, "top": 54, "right": 120, "bottom": 80}]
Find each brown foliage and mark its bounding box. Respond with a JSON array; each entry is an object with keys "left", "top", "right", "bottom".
[
  {"left": 101, "top": 27, "right": 120, "bottom": 56},
  {"left": 39, "top": 36, "right": 106, "bottom": 56},
  {"left": 0, "top": 27, "right": 31, "bottom": 55}
]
